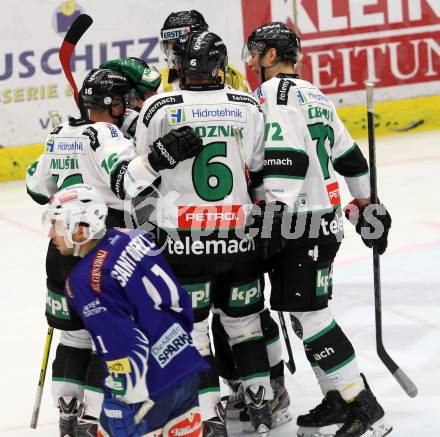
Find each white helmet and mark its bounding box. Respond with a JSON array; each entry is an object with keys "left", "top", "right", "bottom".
[{"left": 44, "top": 184, "right": 108, "bottom": 256}]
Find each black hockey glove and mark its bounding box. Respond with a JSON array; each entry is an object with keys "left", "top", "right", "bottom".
[
  {"left": 344, "top": 199, "right": 392, "bottom": 255},
  {"left": 254, "top": 201, "right": 289, "bottom": 260},
  {"left": 148, "top": 126, "right": 203, "bottom": 172}
]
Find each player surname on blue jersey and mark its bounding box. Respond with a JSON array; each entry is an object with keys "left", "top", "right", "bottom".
[
  {"left": 66, "top": 228, "right": 207, "bottom": 401},
  {"left": 45, "top": 184, "right": 207, "bottom": 436}
]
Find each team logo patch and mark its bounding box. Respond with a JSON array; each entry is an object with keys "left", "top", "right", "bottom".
[
  {"left": 46, "top": 137, "right": 55, "bottom": 152},
  {"left": 143, "top": 95, "right": 184, "bottom": 127},
  {"left": 169, "top": 107, "right": 186, "bottom": 124},
  {"left": 326, "top": 182, "right": 341, "bottom": 206}
]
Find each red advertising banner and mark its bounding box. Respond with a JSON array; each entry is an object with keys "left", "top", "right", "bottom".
[{"left": 243, "top": 0, "right": 440, "bottom": 99}]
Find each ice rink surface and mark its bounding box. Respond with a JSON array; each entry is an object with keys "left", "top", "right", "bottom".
[{"left": 0, "top": 129, "right": 439, "bottom": 436}]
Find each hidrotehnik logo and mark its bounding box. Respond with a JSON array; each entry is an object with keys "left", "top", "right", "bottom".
[{"left": 52, "top": 0, "right": 84, "bottom": 35}]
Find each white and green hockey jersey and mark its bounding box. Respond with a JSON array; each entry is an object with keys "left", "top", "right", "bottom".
[
  {"left": 26, "top": 119, "right": 137, "bottom": 210},
  {"left": 126, "top": 84, "right": 265, "bottom": 233},
  {"left": 256, "top": 74, "right": 370, "bottom": 243}
]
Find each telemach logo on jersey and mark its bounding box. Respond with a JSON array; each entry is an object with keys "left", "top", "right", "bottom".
[{"left": 165, "top": 234, "right": 256, "bottom": 256}]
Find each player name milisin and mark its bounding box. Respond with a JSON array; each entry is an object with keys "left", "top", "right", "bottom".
[{"left": 110, "top": 234, "right": 155, "bottom": 287}]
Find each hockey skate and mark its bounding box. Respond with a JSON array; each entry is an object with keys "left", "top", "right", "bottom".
[
  {"left": 58, "top": 396, "right": 79, "bottom": 437},
  {"left": 243, "top": 376, "right": 292, "bottom": 431},
  {"left": 75, "top": 414, "right": 98, "bottom": 437},
  {"left": 224, "top": 380, "right": 247, "bottom": 420},
  {"left": 244, "top": 385, "right": 272, "bottom": 436},
  {"left": 334, "top": 376, "right": 392, "bottom": 437},
  {"left": 296, "top": 390, "right": 350, "bottom": 437},
  {"left": 202, "top": 400, "right": 228, "bottom": 437}
]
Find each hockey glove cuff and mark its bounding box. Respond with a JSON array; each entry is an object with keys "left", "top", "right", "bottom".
[
  {"left": 102, "top": 399, "right": 149, "bottom": 437},
  {"left": 344, "top": 199, "right": 392, "bottom": 255},
  {"left": 148, "top": 126, "right": 203, "bottom": 172}
]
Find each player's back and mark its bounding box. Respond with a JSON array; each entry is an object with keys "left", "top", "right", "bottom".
[
  {"left": 136, "top": 85, "right": 264, "bottom": 231},
  {"left": 68, "top": 227, "right": 207, "bottom": 401},
  {"left": 27, "top": 119, "right": 136, "bottom": 211},
  {"left": 258, "top": 76, "right": 359, "bottom": 213}
]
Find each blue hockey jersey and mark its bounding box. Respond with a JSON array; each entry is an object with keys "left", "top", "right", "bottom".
[{"left": 65, "top": 228, "right": 208, "bottom": 404}]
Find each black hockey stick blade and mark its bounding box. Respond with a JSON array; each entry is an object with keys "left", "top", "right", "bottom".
[
  {"left": 59, "top": 14, "right": 93, "bottom": 110},
  {"left": 278, "top": 311, "right": 296, "bottom": 374}
]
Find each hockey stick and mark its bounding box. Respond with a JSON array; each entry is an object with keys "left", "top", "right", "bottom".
[
  {"left": 277, "top": 311, "right": 296, "bottom": 374},
  {"left": 59, "top": 13, "right": 93, "bottom": 119},
  {"left": 30, "top": 326, "right": 54, "bottom": 428},
  {"left": 366, "top": 82, "right": 418, "bottom": 398}
]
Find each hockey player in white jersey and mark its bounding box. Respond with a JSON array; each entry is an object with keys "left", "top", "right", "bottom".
[
  {"left": 158, "top": 11, "right": 290, "bottom": 427},
  {"left": 126, "top": 31, "right": 274, "bottom": 436},
  {"left": 243, "top": 22, "right": 393, "bottom": 437},
  {"left": 26, "top": 68, "right": 201, "bottom": 437}
]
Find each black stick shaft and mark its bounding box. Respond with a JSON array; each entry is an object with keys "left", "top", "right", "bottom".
[
  {"left": 366, "top": 83, "right": 417, "bottom": 398},
  {"left": 278, "top": 312, "right": 296, "bottom": 375}
]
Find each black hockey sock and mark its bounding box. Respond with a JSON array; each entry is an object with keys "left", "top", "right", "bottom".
[
  {"left": 211, "top": 313, "right": 239, "bottom": 381},
  {"left": 84, "top": 352, "right": 104, "bottom": 393},
  {"left": 303, "top": 321, "right": 355, "bottom": 375},
  {"left": 199, "top": 354, "right": 221, "bottom": 394},
  {"left": 52, "top": 344, "right": 92, "bottom": 385},
  {"left": 232, "top": 337, "right": 270, "bottom": 382},
  {"left": 259, "top": 309, "right": 284, "bottom": 378}
]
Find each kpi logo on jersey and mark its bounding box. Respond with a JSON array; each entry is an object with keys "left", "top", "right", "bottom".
[{"left": 169, "top": 108, "right": 186, "bottom": 124}]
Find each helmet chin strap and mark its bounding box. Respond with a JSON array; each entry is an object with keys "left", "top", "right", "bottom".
[
  {"left": 259, "top": 58, "right": 280, "bottom": 83},
  {"left": 108, "top": 100, "right": 127, "bottom": 127}
]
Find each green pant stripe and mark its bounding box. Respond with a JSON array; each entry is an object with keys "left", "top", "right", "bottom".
[
  {"left": 84, "top": 385, "right": 104, "bottom": 394},
  {"left": 265, "top": 335, "right": 280, "bottom": 346},
  {"left": 304, "top": 320, "right": 336, "bottom": 344},
  {"left": 198, "top": 387, "right": 221, "bottom": 395},
  {"left": 324, "top": 353, "right": 356, "bottom": 374},
  {"left": 241, "top": 371, "right": 270, "bottom": 381},
  {"left": 52, "top": 377, "right": 84, "bottom": 386},
  {"left": 238, "top": 335, "right": 264, "bottom": 345}
]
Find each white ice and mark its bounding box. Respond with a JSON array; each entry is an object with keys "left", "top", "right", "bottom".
[{"left": 0, "top": 129, "right": 439, "bottom": 436}]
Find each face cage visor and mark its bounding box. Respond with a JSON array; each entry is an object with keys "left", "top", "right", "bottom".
[
  {"left": 241, "top": 40, "right": 266, "bottom": 63},
  {"left": 43, "top": 205, "right": 107, "bottom": 253},
  {"left": 160, "top": 26, "right": 191, "bottom": 67},
  {"left": 104, "top": 90, "right": 136, "bottom": 108}
]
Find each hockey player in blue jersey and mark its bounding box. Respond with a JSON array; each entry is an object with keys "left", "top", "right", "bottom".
[{"left": 44, "top": 183, "right": 207, "bottom": 437}]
